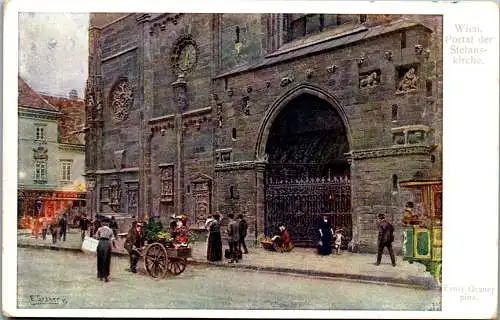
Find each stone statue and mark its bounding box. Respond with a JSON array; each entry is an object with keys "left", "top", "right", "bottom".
[
  {"left": 359, "top": 72, "right": 379, "bottom": 88},
  {"left": 397, "top": 67, "right": 418, "bottom": 93}
]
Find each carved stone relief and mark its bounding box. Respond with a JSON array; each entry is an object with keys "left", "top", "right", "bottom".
[
  {"left": 109, "top": 180, "right": 121, "bottom": 212},
  {"left": 216, "top": 103, "right": 223, "bottom": 128},
  {"left": 192, "top": 174, "right": 212, "bottom": 226},
  {"left": 242, "top": 96, "right": 251, "bottom": 116},
  {"left": 359, "top": 71, "right": 380, "bottom": 88},
  {"left": 280, "top": 75, "right": 295, "bottom": 87},
  {"left": 396, "top": 67, "right": 419, "bottom": 93},
  {"left": 216, "top": 149, "right": 232, "bottom": 163},
  {"left": 110, "top": 79, "right": 133, "bottom": 121},
  {"left": 113, "top": 150, "right": 126, "bottom": 169},
  {"left": 391, "top": 125, "right": 429, "bottom": 146},
  {"left": 126, "top": 182, "right": 138, "bottom": 216},
  {"left": 160, "top": 165, "right": 174, "bottom": 203}
]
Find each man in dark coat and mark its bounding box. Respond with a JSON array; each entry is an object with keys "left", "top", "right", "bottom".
[
  {"left": 58, "top": 213, "right": 67, "bottom": 241},
  {"left": 375, "top": 213, "right": 396, "bottom": 266},
  {"left": 237, "top": 214, "right": 248, "bottom": 254},
  {"left": 227, "top": 213, "right": 240, "bottom": 263},
  {"left": 79, "top": 213, "right": 90, "bottom": 241},
  {"left": 124, "top": 221, "right": 145, "bottom": 273}
]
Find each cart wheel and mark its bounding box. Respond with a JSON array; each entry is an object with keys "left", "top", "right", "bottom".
[
  {"left": 167, "top": 257, "right": 187, "bottom": 275},
  {"left": 145, "top": 243, "right": 168, "bottom": 279}
]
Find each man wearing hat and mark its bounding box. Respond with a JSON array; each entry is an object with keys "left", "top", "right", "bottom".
[
  {"left": 124, "top": 220, "right": 145, "bottom": 273},
  {"left": 375, "top": 213, "right": 396, "bottom": 266}
]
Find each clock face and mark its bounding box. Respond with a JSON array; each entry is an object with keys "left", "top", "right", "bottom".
[{"left": 178, "top": 44, "right": 197, "bottom": 71}]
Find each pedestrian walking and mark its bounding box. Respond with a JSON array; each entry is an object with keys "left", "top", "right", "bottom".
[
  {"left": 375, "top": 213, "right": 396, "bottom": 266},
  {"left": 227, "top": 213, "right": 240, "bottom": 263},
  {"left": 58, "top": 213, "right": 67, "bottom": 242},
  {"left": 124, "top": 221, "right": 145, "bottom": 273},
  {"left": 109, "top": 216, "right": 118, "bottom": 238},
  {"left": 317, "top": 215, "right": 333, "bottom": 255},
  {"left": 79, "top": 213, "right": 90, "bottom": 241},
  {"left": 49, "top": 220, "right": 58, "bottom": 244},
  {"left": 237, "top": 214, "right": 248, "bottom": 254},
  {"left": 95, "top": 221, "right": 116, "bottom": 282},
  {"left": 40, "top": 216, "right": 48, "bottom": 240},
  {"left": 206, "top": 213, "right": 222, "bottom": 262}
]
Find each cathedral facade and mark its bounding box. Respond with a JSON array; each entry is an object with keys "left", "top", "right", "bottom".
[{"left": 85, "top": 13, "right": 442, "bottom": 252}]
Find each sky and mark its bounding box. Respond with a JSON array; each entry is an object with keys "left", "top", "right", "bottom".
[{"left": 18, "top": 12, "right": 89, "bottom": 98}]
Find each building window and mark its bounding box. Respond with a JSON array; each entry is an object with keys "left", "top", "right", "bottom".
[
  {"left": 391, "top": 104, "right": 398, "bottom": 121},
  {"left": 60, "top": 160, "right": 72, "bottom": 182},
  {"left": 232, "top": 128, "right": 237, "bottom": 140},
  {"left": 285, "top": 14, "right": 358, "bottom": 43},
  {"left": 392, "top": 174, "right": 398, "bottom": 190},
  {"left": 400, "top": 31, "right": 406, "bottom": 49},
  {"left": 230, "top": 186, "right": 234, "bottom": 199},
  {"left": 235, "top": 26, "right": 240, "bottom": 43},
  {"left": 34, "top": 160, "right": 47, "bottom": 182},
  {"left": 35, "top": 126, "right": 45, "bottom": 140},
  {"left": 426, "top": 80, "right": 433, "bottom": 96}
]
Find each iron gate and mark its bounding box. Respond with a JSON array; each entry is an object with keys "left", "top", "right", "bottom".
[{"left": 264, "top": 164, "right": 351, "bottom": 246}]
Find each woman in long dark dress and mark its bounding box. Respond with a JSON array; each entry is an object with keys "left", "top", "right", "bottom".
[
  {"left": 318, "top": 215, "right": 333, "bottom": 255},
  {"left": 206, "top": 213, "right": 222, "bottom": 261}
]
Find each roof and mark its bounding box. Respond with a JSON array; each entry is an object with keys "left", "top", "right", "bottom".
[
  {"left": 41, "top": 95, "right": 86, "bottom": 145},
  {"left": 215, "top": 19, "right": 432, "bottom": 79},
  {"left": 18, "top": 76, "right": 60, "bottom": 112}
]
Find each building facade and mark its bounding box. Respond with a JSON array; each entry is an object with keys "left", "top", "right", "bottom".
[
  {"left": 85, "top": 13, "right": 442, "bottom": 252},
  {"left": 18, "top": 77, "right": 86, "bottom": 223}
]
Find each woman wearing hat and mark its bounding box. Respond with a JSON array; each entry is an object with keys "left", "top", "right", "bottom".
[{"left": 206, "top": 213, "right": 223, "bottom": 261}]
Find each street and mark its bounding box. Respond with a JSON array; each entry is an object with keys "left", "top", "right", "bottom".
[{"left": 17, "top": 248, "right": 441, "bottom": 310}]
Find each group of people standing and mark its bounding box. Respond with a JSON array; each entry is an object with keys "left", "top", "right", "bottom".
[
  {"left": 205, "top": 212, "right": 248, "bottom": 263},
  {"left": 32, "top": 213, "right": 68, "bottom": 244},
  {"left": 317, "top": 215, "right": 346, "bottom": 256}
]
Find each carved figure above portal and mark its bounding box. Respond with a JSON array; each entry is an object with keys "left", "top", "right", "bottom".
[
  {"left": 396, "top": 67, "right": 419, "bottom": 93},
  {"left": 384, "top": 50, "right": 393, "bottom": 61},
  {"left": 280, "top": 75, "right": 295, "bottom": 87},
  {"left": 110, "top": 79, "right": 133, "bottom": 121},
  {"left": 326, "top": 64, "right": 337, "bottom": 73},
  {"left": 242, "top": 96, "right": 251, "bottom": 116},
  {"left": 359, "top": 71, "right": 380, "bottom": 88},
  {"left": 216, "top": 149, "right": 232, "bottom": 163}
]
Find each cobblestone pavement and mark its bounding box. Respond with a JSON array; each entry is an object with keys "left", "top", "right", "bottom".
[
  {"left": 17, "top": 229, "right": 436, "bottom": 287},
  {"left": 17, "top": 247, "right": 441, "bottom": 310}
]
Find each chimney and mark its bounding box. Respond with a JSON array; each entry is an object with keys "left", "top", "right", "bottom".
[{"left": 69, "top": 89, "right": 78, "bottom": 99}]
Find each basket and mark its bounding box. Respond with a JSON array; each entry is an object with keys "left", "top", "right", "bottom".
[{"left": 261, "top": 240, "right": 274, "bottom": 251}]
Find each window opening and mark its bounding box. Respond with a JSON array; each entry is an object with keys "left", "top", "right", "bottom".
[{"left": 391, "top": 104, "right": 398, "bottom": 121}]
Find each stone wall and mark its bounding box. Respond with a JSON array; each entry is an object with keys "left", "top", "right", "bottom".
[{"left": 87, "top": 13, "right": 443, "bottom": 252}]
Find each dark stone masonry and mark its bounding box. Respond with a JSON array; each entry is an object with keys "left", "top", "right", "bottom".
[{"left": 85, "top": 13, "right": 442, "bottom": 252}]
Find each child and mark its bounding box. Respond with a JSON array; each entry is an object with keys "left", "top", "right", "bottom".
[{"left": 334, "top": 229, "right": 343, "bottom": 255}]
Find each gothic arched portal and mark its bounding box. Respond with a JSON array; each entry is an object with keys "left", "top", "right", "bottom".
[{"left": 260, "top": 88, "right": 352, "bottom": 246}]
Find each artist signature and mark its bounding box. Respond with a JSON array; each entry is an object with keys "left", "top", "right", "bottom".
[{"left": 29, "top": 295, "right": 68, "bottom": 306}]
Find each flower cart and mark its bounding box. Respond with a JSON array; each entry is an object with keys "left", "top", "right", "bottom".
[
  {"left": 399, "top": 179, "right": 442, "bottom": 285},
  {"left": 133, "top": 231, "right": 188, "bottom": 278},
  {"left": 137, "top": 216, "right": 196, "bottom": 279}
]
